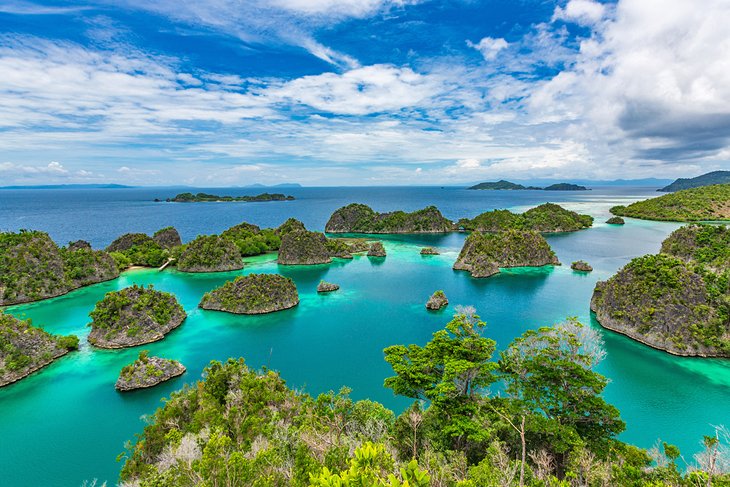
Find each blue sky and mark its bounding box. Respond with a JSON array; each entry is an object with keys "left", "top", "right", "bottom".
[{"left": 0, "top": 0, "right": 728, "bottom": 186}]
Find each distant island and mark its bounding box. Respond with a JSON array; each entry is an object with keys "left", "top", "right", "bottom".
[
  {"left": 610, "top": 184, "right": 730, "bottom": 221},
  {"left": 163, "top": 192, "right": 295, "bottom": 203},
  {"left": 658, "top": 170, "right": 730, "bottom": 192},
  {"left": 468, "top": 180, "right": 588, "bottom": 191}
]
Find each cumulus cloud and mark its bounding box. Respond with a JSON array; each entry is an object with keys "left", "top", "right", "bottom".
[
  {"left": 552, "top": 0, "right": 606, "bottom": 26},
  {"left": 467, "top": 37, "right": 509, "bottom": 61}
]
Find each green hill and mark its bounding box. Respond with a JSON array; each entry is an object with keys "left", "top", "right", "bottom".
[
  {"left": 610, "top": 184, "right": 730, "bottom": 222},
  {"left": 658, "top": 170, "right": 730, "bottom": 192}
]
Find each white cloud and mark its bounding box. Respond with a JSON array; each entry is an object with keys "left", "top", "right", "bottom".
[
  {"left": 456, "top": 158, "right": 481, "bottom": 169},
  {"left": 467, "top": 37, "right": 509, "bottom": 61},
  {"left": 552, "top": 0, "right": 606, "bottom": 26},
  {"left": 271, "top": 0, "right": 420, "bottom": 17},
  {"left": 0, "top": 161, "right": 69, "bottom": 175}
]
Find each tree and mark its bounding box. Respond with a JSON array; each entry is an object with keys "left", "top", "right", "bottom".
[
  {"left": 499, "top": 319, "right": 625, "bottom": 462},
  {"left": 383, "top": 307, "right": 498, "bottom": 451}
]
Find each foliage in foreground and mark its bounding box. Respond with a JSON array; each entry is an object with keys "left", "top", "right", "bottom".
[{"left": 119, "top": 310, "right": 730, "bottom": 486}]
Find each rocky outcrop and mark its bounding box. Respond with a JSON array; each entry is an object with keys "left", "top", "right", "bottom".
[
  {"left": 153, "top": 227, "right": 182, "bottom": 249},
  {"left": 453, "top": 230, "right": 559, "bottom": 278},
  {"left": 420, "top": 247, "right": 440, "bottom": 255},
  {"left": 107, "top": 233, "right": 157, "bottom": 253},
  {"left": 606, "top": 216, "right": 625, "bottom": 225},
  {"left": 571, "top": 260, "right": 593, "bottom": 272},
  {"left": 115, "top": 352, "right": 186, "bottom": 391},
  {"left": 200, "top": 274, "right": 299, "bottom": 314},
  {"left": 278, "top": 230, "right": 332, "bottom": 265},
  {"left": 276, "top": 218, "right": 306, "bottom": 235},
  {"left": 87, "top": 285, "right": 186, "bottom": 349},
  {"left": 426, "top": 290, "right": 448, "bottom": 310},
  {"left": 660, "top": 224, "right": 730, "bottom": 267},
  {"left": 325, "top": 204, "right": 455, "bottom": 234},
  {"left": 459, "top": 203, "right": 593, "bottom": 233},
  {"left": 0, "top": 230, "right": 119, "bottom": 306},
  {"left": 325, "top": 238, "right": 371, "bottom": 259},
  {"left": 68, "top": 240, "right": 92, "bottom": 251},
  {"left": 317, "top": 281, "right": 340, "bottom": 293},
  {"left": 590, "top": 253, "right": 726, "bottom": 357},
  {"left": 367, "top": 242, "right": 387, "bottom": 257},
  {"left": 0, "top": 311, "right": 78, "bottom": 387},
  {"left": 177, "top": 235, "right": 243, "bottom": 272}
]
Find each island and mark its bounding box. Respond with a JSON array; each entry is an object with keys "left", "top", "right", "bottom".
[
  {"left": 426, "top": 290, "right": 448, "bottom": 310},
  {"left": 152, "top": 227, "right": 182, "bottom": 249},
  {"left": 367, "top": 242, "right": 387, "bottom": 257},
  {"left": 0, "top": 230, "right": 118, "bottom": 306},
  {"left": 199, "top": 274, "right": 299, "bottom": 314},
  {"left": 591, "top": 224, "right": 729, "bottom": 357},
  {"left": 177, "top": 235, "right": 243, "bottom": 272},
  {"left": 610, "top": 184, "right": 730, "bottom": 221},
  {"left": 0, "top": 311, "right": 79, "bottom": 387},
  {"left": 106, "top": 232, "right": 168, "bottom": 268},
  {"left": 453, "top": 230, "right": 560, "bottom": 278},
  {"left": 459, "top": 203, "right": 593, "bottom": 233},
  {"left": 325, "top": 237, "right": 371, "bottom": 259},
  {"left": 165, "top": 192, "right": 295, "bottom": 203},
  {"left": 87, "top": 285, "right": 187, "bottom": 349},
  {"left": 420, "top": 247, "right": 439, "bottom": 255},
  {"left": 658, "top": 170, "right": 730, "bottom": 192},
  {"left": 115, "top": 351, "right": 186, "bottom": 391},
  {"left": 571, "top": 260, "right": 593, "bottom": 272},
  {"left": 278, "top": 230, "right": 332, "bottom": 265},
  {"left": 325, "top": 204, "right": 455, "bottom": 233},
  {"left": 317, "top": 281, "right": 340, "bottom": 293},
  {"left": 468, "top": 180, "right": 588, "bottom": 190},
  {"left": 606, "top": 216, "right": 625, "bottom": 225}
]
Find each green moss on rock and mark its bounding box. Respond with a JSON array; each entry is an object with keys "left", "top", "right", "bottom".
[
  {"left": 87, "top": 285, "right": 186, "bottom": 349},
  {"left": 606, "top": 216, "right": 625, "bottom": 225},
  {"left": 199, "top": 274, "right": 299, "bottom": 314},
  {"left": 325, "top": 203, "right": 455, "bottom": 234},
  {"left": 278, "top": 230, "right": 332, "bottom": 265},
  {"left": 453, "top": 230, "right": 560, "bottom": 278},
  {"left": 177, "top": 235, "right": 243, "bottom": 273},
  {"left": 0, "top": 311, "right": 78, "bottom": 387}
]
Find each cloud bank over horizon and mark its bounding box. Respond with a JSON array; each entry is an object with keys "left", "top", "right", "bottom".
[{"left": 0, "top": 0, "right": 728, "bottom": 186}]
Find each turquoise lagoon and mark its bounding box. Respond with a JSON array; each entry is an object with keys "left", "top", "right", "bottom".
[{"left": 0, "top": 189, "right": 729, "bottom": 485}]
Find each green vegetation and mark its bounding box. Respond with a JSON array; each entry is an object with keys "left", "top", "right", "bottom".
[
  {"left": 168, "top": 192, "right": 294, "bottom": 202},
  {"left": 592, "top": 225, "right": 730, "bottom": 356},
  {"left": 116, "top": 350, "right": 186, "bottom": 391},
  {"left": 325, "top": 204, "right": 455, "bottom": 233},
  {"left": 119, "top": 311, "right": 730, "bottom": 486},
  {"left": 278, "top": 230, "right": 332, "bottom": 265},
  {"left": 468, "top": 180, "right": 541, "bottom": 190},
  {"left": 606, "top": 216, "right": 625, "bottom": 225},
  {"left": 459, "top": 203, "right": 593, "bottom": 233},
  {"left": 543, "top": 183, "right": 588, "bottom": 191},
  {"left": 0, "top": 230, "right": 118, "bottom": 305},
  {"left": 610, "top": 184, "right": 730, "bottom": 221},
  {"left": 176, "top": 235, "right": 242, "bottom": 273},
  {"left": 199, "top": 273, "right": 299, "bottom": 314},
  {"left": 659, "top": 170, "right": 730, "bottom": 192},
  {"left": 87, "top": 285, "right": 186, "bottom": 348},
  {"left": 0, "top": 311, "right": 78, "bottom": 386},
  {"left": 106, "top": 233, "right": 168, "bottom": 268},
  {"left": 220, "top": 222, "right": 281, "bottom": 256}
]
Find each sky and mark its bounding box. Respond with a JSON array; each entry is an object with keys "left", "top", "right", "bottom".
[{"left": 0, "top": 0, "right": 729, "bottom": 186}]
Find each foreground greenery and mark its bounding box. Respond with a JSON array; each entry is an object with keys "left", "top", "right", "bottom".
[
  {"left": 119, "top": 310, "right": 730, "bottom": 486},
  {"left": 610, "top": 184, "right": 730, "bottom": 222},
  {"left": 459, "top": 203, "right": 593, "bottom": 233},
  {"left": 591, "top": 224, "right": 730, "bottom": 356}
]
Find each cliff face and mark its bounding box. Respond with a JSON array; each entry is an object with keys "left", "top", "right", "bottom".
[
  {"left": 0, "top": 230, "right": 119, "bottom": 306},
  {"left": 87, "top": 285, "right": 187, "bottom": 349},
  {"left": 453, "top": 230, "right": 560, "bottom": 278},
  {"left": 115, "top": 354, "right": 186, "bottom": 391},
  {"left": 278, "top": 230, "right": 332, "bottom": 265},
  {"left": 0, "top": 311, "right": 78, "bottom": 387},
  {"left": 177, "top": 235, "right": 243, "bottom": 272},
  {"left": 153, "top": 227, "right": 182, "bottom": 249},
  {"left": 199, "top": 273, "right": 299, "bottom": 314},
  {"left": 325, "top": 204, "right": 455, "bottom": 234}
]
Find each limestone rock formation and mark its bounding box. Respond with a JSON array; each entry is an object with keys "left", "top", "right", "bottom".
[
  {"left": 87, "top": 285, "right": 186, "bottom": 349},
  {"left": 420, "top": 247, "right": 440, "bottom": 255},
  {"left": 426, "top": 290, "right": 448, "bottom": 310},
  {"left": 153, "top": 227, "right": 182, "bottom": 249},
  {"left": 367, "top": 242, "right": 387, "bottom": 257},
  {"left": 278, "top": 230, "right": 332, "bottom": 265},
  {"left": 325, "top": 204, "right": 455, "bottom": 233},
  {"left": 606, "top": 217, "right": 625, "bottom": 225},
  {"left": 177, "top": 235, "right": 243, "bottom": 272},
  {"left": 317, "top": 281, "right": 340, "bottom": 293},
  {"left": 200, "top": 274, "right": 299, "bottom": 314},
  {"left": 115, "top": 352, "right": 186, "bottom": 391},
  {"left": 571, "top": 261, "right": 593, "bottom": 272}
]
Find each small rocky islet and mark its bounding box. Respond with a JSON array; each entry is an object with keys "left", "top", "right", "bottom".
[
  {"left": 200, "top": 273, "right": 299, "bottom": 314},
  {"left": 0, "top": 311, "right": 79, "bottom": 387},
  {"left": 87, "top": 285, "right": 187, "bottom": 349},
  {"left": 420, "top": 247, "right": 439, "bottom": 255},
  {"left": 115, "top": 351, "right": 186, "bottom": 392},
  {"left": 591, "top": 224, "right": 729, "bottom": 357},
  {"left": 426, "top": 290, "right": 448, "bottom": 310},
  {"left": 571, "top": 260, "right": 593, "bottom": 272},
  {"left": 317, "top": 281, "right": 340, "bottom": 293},
  {"left": 325, "top": 203, "right": 455, "bottom": 233},
  {"left": 606, "top": 216, "right": 625, "bottom": 225},
  {"left": 367, "top": 241, "right": 387, "bottom": 257},
  {"left": 453, "top": 230, "right": 560, "bottom": 278}
]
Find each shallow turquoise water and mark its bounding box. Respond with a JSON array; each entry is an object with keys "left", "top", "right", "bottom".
[{"left": 1, "top": 196, "right": 729, "bottom": 485}]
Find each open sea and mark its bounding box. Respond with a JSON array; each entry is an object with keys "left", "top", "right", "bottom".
[{"left": 1, "top": 186, "right": 728, "bottom": 486}]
